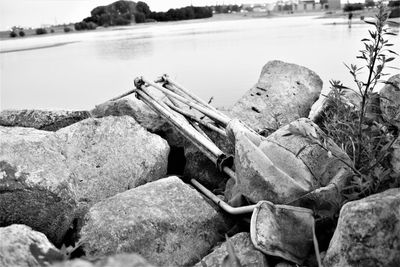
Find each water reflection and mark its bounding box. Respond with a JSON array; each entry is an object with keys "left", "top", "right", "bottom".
[
  {"left": 1, "top": 16, "right": 398, "bottom": 110},
  {"left": 95, "top": 36, "right": 154, "bottom": 60}
]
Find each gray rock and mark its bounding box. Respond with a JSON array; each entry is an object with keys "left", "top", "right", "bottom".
[
  {"left": 91, "top": 98, "right": 186, "bottom": 161},
  {"left": 194, "top": 232, "right": 269, "bottom": 267},
  {"left": 183, "top": 127, "right": 233, "bottom": 189},
  {"left": 0, "top": 116, "right": 169, "bottom": 245},
  {"left": 51, "top": 254, "right": 156, "bottom": 267},
  {"left": 324, "top": 188, "right": 400, "bottom": 267},
  {"left": 0, "top": 127, "right": 77, "bottom": 245},
  {"left": 80, "top": 176, "right": 231, "bottom": 266},
  {"left": 230, "top": 60, "right": 322, "bottom": 131},
  {"left": 183, "top": 144, "right": 228, "bottom": 190},
  {"left": 392, "top": 137, "right": 400, "bottom": 174},
  {"left": 90, "top": 98, "right": 167, "bottom": 133},
  {"left": 0, "top": 109, "right": 90, "bottom": 131},
  {"left": 51, "top": 259, "right": 93, "bottom": 267},
  {"left": 0, "top": 224, "right": 63, "bottom": 267},
  {"left": 56, "top": 116, "right": 169, "bottom": 205},
  {"left": 380, "top": 74, "right": 400, "bottom": 129}
]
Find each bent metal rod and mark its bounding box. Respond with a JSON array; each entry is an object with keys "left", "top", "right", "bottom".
[
  {"left": 139, "top": 77, "right": 230, "bottom": 127},
  {"left": 135, "top": 81, "right": 234, "bottom": 174},
  {"left": 106, "top": 76, "right": 255, "bottom": 215},
  {"left": 135, "top": 86, "right": 252, "bottom": 215}
]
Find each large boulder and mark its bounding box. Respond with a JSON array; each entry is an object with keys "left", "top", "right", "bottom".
[
  {"left": 80, "top": 176, "right": 231, "bottom": 266},
  {"left": 0, "top": 127, "right": 77, "bottom": 245},
  {"left": 51, "top": 254, "right": 156, "bottom": 267},
  {"left": 194, "top": 232, "right": 270, "bottom": 267},
  {"left": 230, "top": 60, "right": 322, "bottom": 131},
  {"left": 0, "top": 116, "right": 170, "bottom": 245},
  {"left": 56, "top": 116, "right": 169, "bottom": 205},
  {"left": 0, "top": 224, "right": 63, "bottom": 267},
  {"left": 0, "top": 109, "right": 90, "bottom": 131},
  {"left": 324, "top": 188, "right": 400, "bottom": 267},
  {"left": 380, "top": 74, "right": 400, "bottom": 129},
  {"left": 90, "top": 98, "right": 167, "bottom": 133}
]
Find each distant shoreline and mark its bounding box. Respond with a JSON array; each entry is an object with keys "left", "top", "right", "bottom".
[
  {"left": 0, "top": 41, "right": 78, "bottom": 54},
  {"left": 1, "top": 9, "right": 397, "bottom": 47},
  {"left": 0, "top": 11, "right": 328, "bottom": 42}
]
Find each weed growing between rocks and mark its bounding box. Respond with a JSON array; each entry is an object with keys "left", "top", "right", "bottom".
[{"left": 321, "top": 2, "right": 399, "bottom": 201}]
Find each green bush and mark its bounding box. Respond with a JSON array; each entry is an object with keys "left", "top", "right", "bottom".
[
  {"left": 113, "top": 16, "right": 130, "bottom": 25},
  {"left": 35, "top": 28, "right": 47, "bottom": 35},
  {"left": 134, "top": 12, "right": 146, "bottom": 23},
  {"left": 9, "top": 31, "right": 17, "bottom": 38},
  {"left": 343, "top": 3, "right": 364, "bottom": 12},
  {"left": 74, "top": 21, "right": 97, "bottom": 31},
  {"left": 50, "top": 29, "right": 55, "bottom": 33},
  {"left": 388, "top": 0, "right": 400, "bottom": 7},
  {"left": 74, "top": 22, "right": 84, "bottom": 31},
  {"left": 321, "top": 2, "right": 399, "bottom": 200},
  {"left": 87, "top": 22, "right": 97, "bottom": 30},
  {"left": 64, "top": 27, "right": 72, "bottom": 33},
  {"left": 389, "top": 7, "right": 400, "bottom": 17},
  {"left": 18, "top": 31, "right": 25, "bottom": 37}
]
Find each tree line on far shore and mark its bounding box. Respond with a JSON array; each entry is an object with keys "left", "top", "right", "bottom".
[
  {"left": 75, "top": 0, "right": 213, "bottom": 31},
  {"left": 8, "top": 0, "right": 400, "bottom": 37}
]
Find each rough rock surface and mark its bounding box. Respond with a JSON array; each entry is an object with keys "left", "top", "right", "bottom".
[
  {"left": 183, "top": 144, "right": 228, "bottom": 189},
  {"left": 392, "top": 137, "right": 400, "bottom": 174},
  {"left": 194, "top": 232, "right": 269, "bottom": 267},
  {"left": 230, "top": 60, "right": 322, "bottom": 131},
  {"left": 51, "top": 254, "right": 156, "bottom": 267},
  {"left": 56, "top": 116, "right": 169, "bottom": 205},
  {"left": 380, "top": 74, "right": 400, "bottom": 129},
  {"left": 183, "top": 128, "right": 234, "bottom": 189},
  {"left": 90, "top": 98, "right": 167, "bottom": 133},
  {"left": 324, "top": 188, "right": 400, "bottom": 267},
  {"left": 80, "top": 176, "right": 231, "bottom": 266},
  {"left": 0, "top": 127, "right": 77, "bottom": 245},
  {"left": 0, "top": 224, "right": 63, "bottom": 267},
  {"left": 0, "top": 116, "right": 169, "bottom": 245},
  {"left": 0, "top": 109, "right": 90, "bottom": 131}
]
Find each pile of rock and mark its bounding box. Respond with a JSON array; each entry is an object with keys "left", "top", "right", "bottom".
[{"left": 1, "top": 62, "right": 399, "bottom": 267}]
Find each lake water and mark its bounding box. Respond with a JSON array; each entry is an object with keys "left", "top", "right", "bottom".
[{"left": 1, "top": 15, "right": 399, "bottom": 110}]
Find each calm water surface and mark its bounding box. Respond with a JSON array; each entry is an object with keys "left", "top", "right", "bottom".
[{"left": 1, "top": 16, "right": 399, "bottom": 110}]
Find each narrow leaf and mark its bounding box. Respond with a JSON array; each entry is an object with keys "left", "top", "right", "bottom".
[{"left": 365, "top": 20, "right": 376, "bottom": 26}]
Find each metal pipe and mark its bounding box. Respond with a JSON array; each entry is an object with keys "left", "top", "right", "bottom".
[
  {"left": 107, "top": 88, "right": 136, "bottom": 102},
  {"left": 222, "top": 166, "right": 237, "bottom": 182},
  {"left": 137, "top": 87, "right": 237, "bottom": 182},
  {"left": 141, "top": 77, "right": 230, "bottom": 126},
  {"left": 136, "top": 87, "right": 224, "bottom": 162},
  {"left": 160, "top": 85, "right": 212, "bottom": 141},
  {"left": 161, "top": 75, "right": 228, "bottom": 118},
  {"left": 190, "top": 179, "right": 256, "bottom": 215},
  {"left": 166, "top": 102, "right": 227, "bottom": 137}
]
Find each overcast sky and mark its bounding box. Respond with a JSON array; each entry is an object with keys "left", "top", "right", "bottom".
[
  {"left": 0, "top": 0, "right": 350, "bottom": 30},
  {"left": 0, "top": 0, "right": 255, "bottom": 29}
]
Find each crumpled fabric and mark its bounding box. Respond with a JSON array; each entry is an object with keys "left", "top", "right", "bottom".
[
  {"left": 250, "top": 201, "right": 315, "bottom": 264},
  {"left": 225, "top": 118, "right": 353, "bottom": 210}
]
